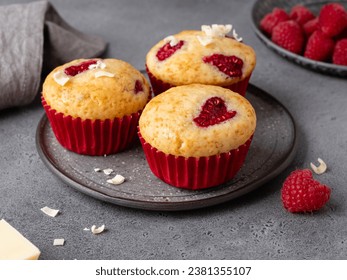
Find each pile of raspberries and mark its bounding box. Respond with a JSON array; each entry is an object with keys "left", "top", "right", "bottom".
[{"left": 260, "top": 3, "right": 347, "bottom": 65}]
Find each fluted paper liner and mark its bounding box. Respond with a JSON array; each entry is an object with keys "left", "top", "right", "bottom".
[
  {"left": 146, "top": 65, "right": 251, "bottom": 97},
  {"left": 42, "top": 96, "right": 140, "bottom": 156},
  {"left": 138, "top": 131, "right": 253, "bottom": 190}
]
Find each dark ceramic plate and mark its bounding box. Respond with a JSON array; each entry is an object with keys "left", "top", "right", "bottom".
[
  {"left": 36, "top": 84, "right": 297, "bottom": 211},
  {"left": 252, "top": 0, "right": 347, "bottom": 77}
]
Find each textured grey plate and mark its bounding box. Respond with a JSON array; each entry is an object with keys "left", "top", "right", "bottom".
[
  {"left": 252, "top": 0, "right": 347, "bottom": 77},
  {"left": 36, "top": 84, "right": 297, "bottom": 211}
]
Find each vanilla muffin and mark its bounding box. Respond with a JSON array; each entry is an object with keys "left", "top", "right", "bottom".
[
  {"left": 42, "top": 58, "right": 150, "bottom": 155},
  {"left": 138, "top": 84, "right": 256, "bottom": 190},
  {"left": 146, "top": 24, "right": 256, "bottom": 96}
]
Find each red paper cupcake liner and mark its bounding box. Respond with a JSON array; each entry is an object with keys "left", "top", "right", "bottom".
[
  {"left": 145, "top": 64, "right": 251, "bottom": 97},
  {"left": 138, "top": 131, "right": 253, "bottom": 190},
  {"left": 42, "top": 96, "right": 140, "bottom": 156}
]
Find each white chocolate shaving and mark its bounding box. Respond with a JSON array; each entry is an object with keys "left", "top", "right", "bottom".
[
  {"left": 232, "top": 29, "right": 243, "bottom": 42},
  {"left": 94, "top": 168, "right": 101, "bottom": 172},
  {"left": 107, "top": 174, "right": 125, "bottom": 185},
  {"left": 40, "top": 206, "right": 59, "bottom": 217},
  {"left": 91, "top": 225, "right": 105, "bottom": 235},
  {"left": 201, "top": 24, "right": 232, "bottom": 37},
  {"left": 164, "top": 35, "right": 179, "bottom": 47},
  {"left": 83, "top": 228, "right": 90, "bottom": 231},
  {"left": 197, "top": 24, "right": 243, "bottom": 46},
  {"left": 94, "top": 70, "right": 115, "bottom": 78},
  {"left": 196, "top": 35, "right": 214, "bottom": 46},
  {"left": 88, "top": 60, "right": 106, "bottom": 70},
  {"left": 103, "top": 168, "right": 113, "bottom": 175},
  {"left": 53, "top": 239, "right": 65, "bottom": 246},
  {"left": 53, "top": 70, "right": 70, "bottom": 86},
  {"left": 310, "top": 158, "right": 327, "bottom": 175}
]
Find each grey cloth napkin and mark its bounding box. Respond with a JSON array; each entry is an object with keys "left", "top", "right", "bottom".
[{"left": 0, "top": 1, "right": 107, "bottom": 110}]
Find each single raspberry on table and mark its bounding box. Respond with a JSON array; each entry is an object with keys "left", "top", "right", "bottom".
[
  {"left": 290, "top": 5, "right": 315, "bottom": 26},
  {"left": 303, "top": 17, "right": 319, "bottom": 36},
  {"left": 260, "top": 8, "right": 290, "bottom": 36},
  {"left": 332, "top": 39, "right": 347, "bottom": 66},
  {"left": 319, "top": 3, "right": 347, "bottom": 38},
  {"left": 271, "top": 20, "right": 305, "bottom": 54},
  {"left": 281, "top": 169, "right": 331, "bottom": 213},
  {"left": 304, "top": 30, "right": 335, "bottom": 61}
]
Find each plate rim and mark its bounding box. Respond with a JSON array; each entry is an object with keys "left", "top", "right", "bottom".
[
  {"left": 251, "top": 0, "right": 347, "bottom": 77},
  {"left": 36, "top": 84, "right": 298, "bottom": 211}
]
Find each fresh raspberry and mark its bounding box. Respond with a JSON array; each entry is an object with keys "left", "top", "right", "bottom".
[
  {"left": 260, "top": 8, "right": 290, "bottom": 36},
  {"left": 203, "top": 54, "right": 243, "bottom": 78},
  {"left": 319, "top": 3, "right": 347, "bottom": 38},
  {"left": 156, "top": 40, "right": 184, "bottom": 61},
  {"left": 303, "top": 17, "right": 319, "bottom": 36},
  {"left": 304, "top": 30, "right": 335, "bottom": 61},
  {"left": 290, "top": 5, "right": 315, "bottom": 26},
  {"left": 271, "top": 20, "right": 305, "bottom": 54},
  {"left": 281, "top": 169, "right": 331, "bottom": 213},
  {"left": 193, "top": 97, "right": 237, "bottom": 127},
  {"left": 64, "top": 59, "right": 98, "bottom": 76},
  {"left": 332, "top": 39, "right": 347, "bottom": 65}
]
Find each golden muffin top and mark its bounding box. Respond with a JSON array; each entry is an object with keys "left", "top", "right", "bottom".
[
  {"left": 139, "top": 84, "right": 256, "bottom": 157},
  {"left": 43, "top": 58, "right": 150, "bottom": 120},
  {"left": 146, "top": 25, "right": 256, "bottom": 87}
]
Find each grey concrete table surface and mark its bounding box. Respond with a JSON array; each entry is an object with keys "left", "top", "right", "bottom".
[{"left": 0, "top": 0, "right": 346, "bottom": 260}]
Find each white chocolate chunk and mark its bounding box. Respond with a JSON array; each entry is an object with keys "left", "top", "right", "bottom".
[
  {"left": 53, "top": 70, "right": 70, "bottom": 86},
  {"left": 164, "top": 35, "right": 179, "bottom": 47},
  {"left": 107, "top": 174, "right": 125, "bottom": 185},
  {"left": 0, "top": 219, "right": 41, "bottom": 260},
  {"left": 53, "top": 239, "right": 65, "bottom": 246},
  {"left": 103, "top": 168, "right": 113, "bottom": 175},
  {"left": 94, "top": 70, "right": 115, "bottom": 78},
  {"left": 94, "top": 168, "right": 101, "bottom": 172},
  {"left": 40, "top": 206, "right": 59, "bottom": 217},
  {"left": 91, "top": 224, "right": 105, "bottom": 235},
  {"left": 310, "top": 158, "right": 327, "bottom": 175}
]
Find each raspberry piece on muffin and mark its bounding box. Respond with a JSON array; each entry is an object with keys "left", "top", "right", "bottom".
[
  {"left": 202, "top": 54, "right": 243, "bottom": 78},
  {"left": 64, "top": 59, "right": 98, "bottom": 76},
  {"left": 193, "top": 97, "right": 237, "bottom": 127}
]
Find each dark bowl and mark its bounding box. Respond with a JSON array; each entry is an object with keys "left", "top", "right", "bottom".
[{"left": 251, "top": 0, "right": 347, "bottom": 77}]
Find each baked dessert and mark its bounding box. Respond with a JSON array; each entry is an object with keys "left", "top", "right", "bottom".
[
  {"left": 138, "top": 84, "right": 256, "bottom": 190},
  {"left": 146, "top": 24, "right": 256, "bottom": 96},
  {"left": 42, "top": 58, "right": 150, "bottom": 155}
]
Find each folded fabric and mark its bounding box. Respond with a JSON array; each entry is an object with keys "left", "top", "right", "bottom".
[{"left": 0, "top": 0, "right": 107, "bottom": 110}]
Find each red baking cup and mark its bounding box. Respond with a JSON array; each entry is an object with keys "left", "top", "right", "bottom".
[
  {"left": 145, "top": 64, "right": 251, "bottom": 97},
  {"left": 138, "top": 131, "right": 253, "bottom": 190},
  {"left": 41, "top": 96, "right": 140, "bottom": 156}
]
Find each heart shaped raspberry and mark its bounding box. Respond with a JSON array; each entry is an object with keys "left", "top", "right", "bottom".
[
  {"left": 281, "top": 169, "right": 331, "bottom": 213},
  {"left": 64, "top": 59, "right": 98, "bottom": 76},
  {"left": 193, "top": 97, "right": 237, "bottom": 127},
  {"left": 203, "top": 54, "right": 243, "bottom": 77},
  {"left": 156, "top": 40, "right": 185, "bottom": 61}
]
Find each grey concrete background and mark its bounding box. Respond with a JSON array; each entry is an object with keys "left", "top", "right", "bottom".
[{"left": 0, "top": 0, "right": 346, "bottom": 260}]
